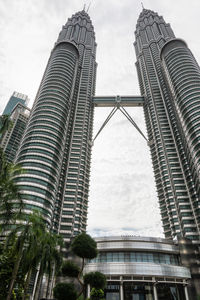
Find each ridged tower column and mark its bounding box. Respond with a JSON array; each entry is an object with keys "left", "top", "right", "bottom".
[
  {"left": 134, "top": 9, "right": 200, "bottom": 242},
  {"left": 15, "top": 10, "right": 97, "bottom": 242}
]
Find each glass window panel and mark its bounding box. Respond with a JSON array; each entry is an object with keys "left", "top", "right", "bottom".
[
  {"left": 107, "top": 253, "right": 112, "bottom": 262},
  {"left": 124, "top": 253, "right": 130, "bottom": 262},
  {"left": 130, "top": 253, "right": 136, "bottom": 262},
  {"left": 136, "top": 253, "right": 142, "bottom": 262},
  {"left": 113, "top": 253, "right": 119, "bottom": 261},
  {"left": 87, "top": 251, "right": 179, "bottom": 265},
  {"left": 118, "top": 252, "right": 124, "bottom": 262},
  {"left": 147, "top": 253, "right": 153, "bottom": 262}
]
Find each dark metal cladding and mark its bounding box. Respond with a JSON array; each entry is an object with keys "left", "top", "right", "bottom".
[
  {"left": 15, "top": 10, "right": 97, "bottom": 241},
  {"left": 134, "top": 9, "right": 200, "bottom": 243}
]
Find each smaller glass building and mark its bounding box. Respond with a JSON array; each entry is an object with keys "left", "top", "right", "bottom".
[
  {"left": 84, "top": 236, "right": 191, "bottom": 300},
  {"left": 2, "top": 91, "right": 29, "bottom": 115},
  {"left": 0, "top": 103, "right": 30, "bottom": 162}
]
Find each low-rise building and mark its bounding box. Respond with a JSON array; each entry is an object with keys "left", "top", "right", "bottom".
[{"left": 85, "top": 236, "right": 192, "bottom": 300}]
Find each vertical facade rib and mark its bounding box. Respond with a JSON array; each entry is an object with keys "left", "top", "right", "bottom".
[
  {"left": 161, "top": 39, "right": 200, "bottom": 231},
  {"left": 134, "top": 9, "right": 200, "bottom": 242},
  {"left": 55, "top": 11, "right": 97, "bottom": 239},
  {"left": 15, "top": 10, "right": 97, "bottom": 241}
]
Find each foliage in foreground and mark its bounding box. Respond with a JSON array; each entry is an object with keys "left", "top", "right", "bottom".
[
  {"left": 0, "top": 148, "right": 24, "bottom": 232},
  {"left": 90, "top": 288, "right": 105, "bottom": 299},
  {"left": 0, "top": 211, "right": 63, "bottom": 300},
  {"left": 84, "top": 272, "right": 106, "bottom": 289},
  {"left": 0, "top": 247, "right": 24, "bottom": 299},
  {"left": 58, "top": 233, "right": 107, "bottom": 300},
  {"left": 53, "top": 282, "right": 77, "bottom": 300},
  {"left": 61, "top": 260, "right": 80, "bottom": 278},
  {"left": 0, "top": 121, "right": 64, "bottom": 300},
  {"left": 0, "top": 114, "right": 13, "bottom": 138},
  {"left": 71, "top": 233, "right": 98, "bottom": 297},
  {"left": 71, "top": 232, "right": 98, "bottom": 259}
]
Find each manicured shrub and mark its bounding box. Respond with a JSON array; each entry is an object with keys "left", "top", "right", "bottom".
[
  {"left": 90, "top": 287, "right": 104, "bottom": 299},
  {"left": 84, "top": 271, "right": 106, "bottom": 289},
  {"left": 53, "top": 282, "right": 77, "bottom": 300},
  {"left": 61, "top": 260, "right": 80, "bottom": 277},
  {"left": 71, "top": 233, "right": 98, "bottom": 259}
]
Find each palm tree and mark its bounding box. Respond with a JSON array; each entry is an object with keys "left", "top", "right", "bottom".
[
  {"left": 21, "top": 212, "right": 47, "bottom": 300},
  {"left": 33, "top": 231, "right": 63, "bottom": 300},
  {"left": 6, "top": 211, "right": 46, "bottom": 300},
  {"left": 0, "top": 148, "right": 24, "bottom": 233},
  {"left": 0, "top": 114, "right": 12, "bottom": 140},
  {"left": 0, "top": 113, "right": 21, "bottom": 231}
]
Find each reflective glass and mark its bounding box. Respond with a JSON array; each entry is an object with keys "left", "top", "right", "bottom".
[
  {"left": 124, "top": 282, "right": 153, "bottom": 300},
  {"left": 106, "top": 293, "right": 119, "bottom": 300},
  {"left": 105, "top": 283, "right": 120, "bottom": 300},
  {"left": 157, "top": 283, "right": 186, "bottom": 300},
  {"left": 89, "top": 251, "right": 179, "bottom": 265}
]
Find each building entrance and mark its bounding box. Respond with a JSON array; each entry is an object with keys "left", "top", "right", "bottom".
[
  {"left": 123, "top": 282, "right": 154, "bottom": 300},
  {"left": 105, "top": 282, "right": 120, "bottom": 300}
]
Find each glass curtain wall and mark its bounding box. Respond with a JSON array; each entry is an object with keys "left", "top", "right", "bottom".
[
  {"left": 105, "top": 283, "right": 120, "bottom": 300},
  {"left": 157, "top": 283, "right": 186, "bottom": 300},
  {"left": 124, "top": 282, "right": 154, "bottom": 300},
  {"left": 105, "top": 282, "right": 186, "bottom": 300}
]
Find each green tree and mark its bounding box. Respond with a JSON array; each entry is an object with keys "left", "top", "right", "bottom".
[
  {"left": 53, "top": 282, "right": 77, "bottom": 300},
  {"left": 6, "top": 211, "right": 46, "bottom": 300},
  {"left": 21, "top": 212, "right": 48, "bottom": 300},
  {"left": 71, "top": 233, "right": 98, "bottom": 259},
  {"left": 0, "top": 112, "right": 22, "bottom": 230},
  {"left": 0, "top": 148, "right": 24, "bottom": 232},
  {"left": 0, "top": 114, "right": 13, "bottom": 138},
  {"left": 0, "top": 246, "right": 25, "bottom": 299},
  {"left": 90, "top": 287, "right": 104, "bottom": 300},
  {"left": 0, "top": 209, "right": 63, "bottom": 300},
  {"left": 84, "top": 272, "right": 106, "bottom": 290},
  {"left": 0, "top": 118, "right": 63, "bottom": 299},
  {"left": 0, "top": 116, "right": 25, "bottom": 299},
  {"left": 33, "top": 230, "right": 63, "bottom": 300},
  {"left": 70, "top": 233, "right": 98, "bottom": 298},
  {"left": 61, "top": 260, "right": 80, "bottom": 278}
]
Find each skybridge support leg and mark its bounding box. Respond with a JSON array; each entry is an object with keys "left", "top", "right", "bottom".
[
  {"left": 91, "top": 106, "right": 118, "bottom": 144},
  {"left": 91, "top": 101, "right": 148, "bottom": 145},
  {"left": 119, "top": 106, "right": 148, "bottom": 142}
]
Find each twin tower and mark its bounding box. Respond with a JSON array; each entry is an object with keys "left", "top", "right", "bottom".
[{"left": 15, "top": 9, "right": 200, "bottom": 245}]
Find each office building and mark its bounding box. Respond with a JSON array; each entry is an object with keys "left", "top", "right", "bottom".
[
  {"left": 14, "top": 8, "right": 200, "bottom": 244},
  {"left": 134, "top": 9, "right": 200, "bottom": 243},
  {"left": 9, "top": 7, "right": 200, "bottom": 299},
  {"left": 15, "top": 10, "right": 97, "bottom": 239},
  {"left": 2, "top": 91, "right": 29, "bottom": 116},
  {"left": 0, "top": 102, "right": 30, "bottom": 162},
  {"left": 85, "top": 236, "right": 192, "bottom": 300}
]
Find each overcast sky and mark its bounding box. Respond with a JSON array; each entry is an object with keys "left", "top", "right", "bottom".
[{"left": 1, "top": 0, "right": 200, "bottom": 238}]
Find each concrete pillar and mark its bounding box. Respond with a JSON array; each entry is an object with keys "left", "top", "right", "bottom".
[
  {"left": 153, "top": 284, "right": 158, "bottom": 300},
  {"left": 184, "top": 285, "right": 189, "bottom": 300},
  {"left": 120, "top": 281, "right": 124, "bottom": 300},
  {"left": 87, "top": 284, "right": 91, "bottom": 298}
]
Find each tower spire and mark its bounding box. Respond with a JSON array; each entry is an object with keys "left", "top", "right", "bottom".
[
  {"left": 141, "top": 2, "right": 144, "bottom": 9},
  {"left": 86, "top": 2, "right": 91, "bottom": 12}
]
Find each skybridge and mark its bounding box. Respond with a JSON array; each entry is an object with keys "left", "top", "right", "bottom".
[
  {"left": 91, "top": 95, "right": 149, "bottom": 145},
  {"left": 92, "top": 95, "right": 144, "bottom": 107}
]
